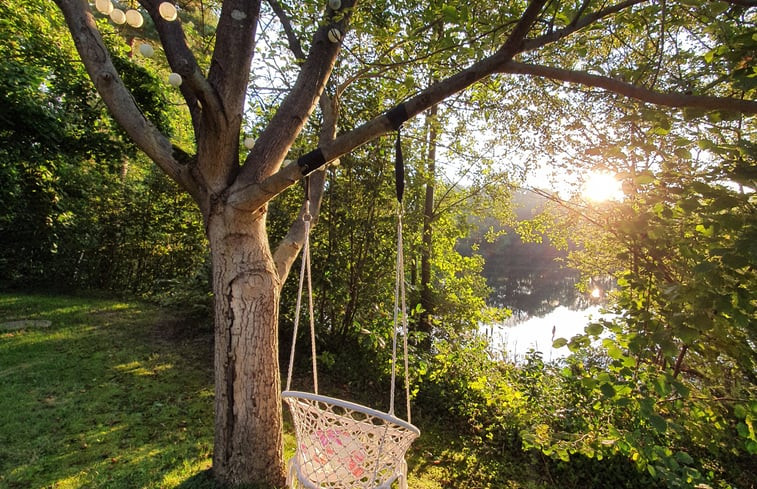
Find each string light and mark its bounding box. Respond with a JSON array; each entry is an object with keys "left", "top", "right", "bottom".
[
  {"left": 94, "top": 0, "right": 113, "bottom": 15},
  {"left": 138, "top": 43, "right": 154, "bottom": 57},
  {"left": 168, "top": 73, "right": 182, "bottom": 87},
  {"left": 327, "top": 28, "right": 341, "bottom": 43},
  {"left": 158, "top": 2, "right": 178, "bottom": 21},
  {"left": 109, "top": 8, "right": 126, "bottom": 24},
  {"left": 125, "top": 9, "right": 143, "bottom": 27}
]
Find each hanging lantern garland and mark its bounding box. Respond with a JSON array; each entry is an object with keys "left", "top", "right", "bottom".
[
  {"left": 90, "top": 2, "right": 183, "bottom": 88},
  {"left": 125, "top": 9, "right": 143, "bottom": 27}
]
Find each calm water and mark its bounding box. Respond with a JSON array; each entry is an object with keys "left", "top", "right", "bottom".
[
  {"left": 481, "top": 267, "right": 615, "bottom": 363},
  {"left": 483, "top": 305, "right": 611, "bottom": 363}
]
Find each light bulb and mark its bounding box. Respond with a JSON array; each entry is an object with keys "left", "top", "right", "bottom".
[
  {"left": 158, "top": 2, "right": 178, "bottom": 21},
  {"left": 125, "top": 9, "right": 144, "bottom": 28},
  {"left": 327, "top": 28, "right": 341, "bottom": 43},
  {"left": 95, "top": 0, "right": 113, "bottom": 15},
  {"left": 110, "top": 8, "right": 126, "bottom": 24},
  {"left": 168, "top": 72, "right": 182, "bottom": 87},
  {"left": 139, "top": 43, "right": 154, "bottom": 57}
]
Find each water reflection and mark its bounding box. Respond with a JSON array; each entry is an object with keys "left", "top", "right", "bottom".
[
  {"left": 484, "top": 305, "right": 610, "bottom": 363},
  {"left": 484, "top": 266, "right": 615, "bottom": 363}
]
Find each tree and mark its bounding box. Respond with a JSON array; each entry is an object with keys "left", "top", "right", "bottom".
[{"left": 50, "top": 0, "right": 756, "bottom": 485}]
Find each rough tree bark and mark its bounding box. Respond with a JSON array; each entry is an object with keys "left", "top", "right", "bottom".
[{"left": 51, "top": 0, "right": 756, "bottom": 486}]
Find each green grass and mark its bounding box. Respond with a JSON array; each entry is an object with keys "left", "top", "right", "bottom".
[
  {"left": 0, "top": 292, "right": 541, "bottom": 489},
  {"left": 0, "top": 293, "right": 218, "bottom": 488},
  {"left": 0, "top": 293, "right": 438, "bottom": 489}
]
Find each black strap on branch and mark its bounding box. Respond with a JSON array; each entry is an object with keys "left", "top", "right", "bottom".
[
  {"left": 297, "top": 148, "right": 327, "bottom": 175},
  {"left": 386, "top": 103, "right": 409, "bottom": 131},
  {"left": 386, "top": 103, "right": 408, "bottom": 203},
  {"left": 394, "top": 128, "right": 404, "bottom": 203}
]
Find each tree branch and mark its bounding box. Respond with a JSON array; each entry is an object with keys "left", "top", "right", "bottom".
[
  {"left": 718, "top": 0, "right": 757, "bottom": 6},
  {"left": 138, "top": 0, "right": 225, "bottom": 133},
  {"left": 53, "top": 0, "right": 200, "bottom": 202},
  {"left": 522, "top": 0, "right": 647, "bottom": 52},
  {"left": 227, "top": 0, "right": 550, "bottom": 211},
  {"left": 266, "top": 0, "right": 306, "bottom": 61},
  {"left": 207, "top": 0, "right": 262, "bottom": 120},
  {"left": 231, "top": 0, "right": 358, "bottom": 192},
  {"left": 498, "top": 61, "right": 757, "bottom": 114}
]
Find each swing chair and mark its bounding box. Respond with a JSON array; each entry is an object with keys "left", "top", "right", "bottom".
[{"left": 283, "top": 131, "right": 419, "bottom": 489}]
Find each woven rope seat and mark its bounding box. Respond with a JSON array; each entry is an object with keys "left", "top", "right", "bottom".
[{"left": 283, "top": 391, "right": 420, "bottom": 489}]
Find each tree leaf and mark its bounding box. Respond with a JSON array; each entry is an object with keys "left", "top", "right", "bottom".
[
  {"left": 552, "top": 337, "right": 568, "bottom": 349},
  {"left": 649, "top": 414, "right": 667, "bottom": 433}
]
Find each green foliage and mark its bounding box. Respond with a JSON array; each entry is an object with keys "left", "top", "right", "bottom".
[
  {"left": 524, "top": 98, "right": 756, "bottom": 487},
  {"left": 0, "top": 0, "right": 207, "bottom": 304},
  {"left": 414, "top": 335, "right": 667, "bottom": 488}
]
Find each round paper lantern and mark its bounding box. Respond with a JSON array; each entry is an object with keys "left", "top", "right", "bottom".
[
  {"left": 158, "top": 2, "right": 178, "bottom": 21},
  {"left": 328, "top": 0, "right": 341, "bottom": 10},
  {"left": 327, "top": 28, "right": 341, "bottom": 43},
  {"left": 110, "top": 8, "right": 126, "bottom": 24},
  {"left": 125, "top": 9, "right": 144, "bottom": 28},
  {"left": 168, "top": 72, "right": 182, "bottom": 87},
  {"left": 139, "top": 43, "right": 155, "bottom": 57},
  {"left": 95, "top": 0, "right": 113, "bottom": 15},
  {"left": 243, "top": 137, "right": 256, "bottom": 150}
]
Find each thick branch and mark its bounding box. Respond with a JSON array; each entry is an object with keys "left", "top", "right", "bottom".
[
  {"left": 256, "top": 0, "right": 340, "bottom": 281},
  {"left": 227, "top": 0, "right": 549, "bottom": 211},
  {"left": 499, "top": 61, "right": 757, "bottom": 114},
  {"left": 230, "top": 0, "right": 358, "bottom": 190},
  {"left": 207, "top": 0, "right": 262, "bottom": 119},
  {"left": 54, "top": 0, "right": 200, "bottom": 201},
  {"left": 138, "top": 0, "right": 224, "bottom": 132}
]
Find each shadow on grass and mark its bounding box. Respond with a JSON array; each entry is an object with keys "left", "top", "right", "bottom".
[
  {"left": 0, "top": 293, "right": 215, "bottom": 489},
  {"left": 175, "top": 470, "right": 282, "bottom": 489}
]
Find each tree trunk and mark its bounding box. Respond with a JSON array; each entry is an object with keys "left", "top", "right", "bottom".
[{"left": 208, "top": 204, "right": 286, "bottom": 487}]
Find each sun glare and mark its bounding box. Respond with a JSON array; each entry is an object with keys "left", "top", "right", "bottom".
[{"left": 582, "top": 171, "right": 623, "bottom": 202}]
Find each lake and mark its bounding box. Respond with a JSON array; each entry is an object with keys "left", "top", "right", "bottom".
[{"left": 483, "top": 305, "right": 611, "bottom": 363}]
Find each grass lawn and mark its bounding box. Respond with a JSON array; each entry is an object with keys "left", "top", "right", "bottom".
[
  {"left": 0, "top": 293, "right": 448, "bottom": 489},
  {"left": 0, "top": 293, "right": 225, "bottom": 488}
]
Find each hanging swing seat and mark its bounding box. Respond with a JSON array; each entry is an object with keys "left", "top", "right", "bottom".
[
  {"left": 285, "top": 146, "right": 416, "bottom": 489},
  {"left": 282, "top": 391, "right": 420, "bottom": 489}
]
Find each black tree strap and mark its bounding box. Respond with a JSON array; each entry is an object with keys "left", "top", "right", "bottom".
[
  {"left": 297, "top": 148, "right": 326, "bottom": 175},
  {"left": 386, "top": 103, "right": 409, "bottom": 131},
  {"left": 394, "top": 128, "right": 404, "bottom": 203},
  {"left": 386, "top": 103, "right": 408, "bottom": 203}
]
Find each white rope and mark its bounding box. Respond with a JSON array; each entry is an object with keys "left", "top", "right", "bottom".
[
  {"left": 305, "top": 212, "right": 318, "bottom": 394},
  {"left": 389, "top": 210, "right": 400, "bottom": 416},
  {"left": 389, "top": 206, "right": 412, "bottom": 423},
  {"left": 285, "top": 201, "right": 318, "bottom": 393},
  {"left": 398, "top": 215, "right": 411, "bottom": 424}
]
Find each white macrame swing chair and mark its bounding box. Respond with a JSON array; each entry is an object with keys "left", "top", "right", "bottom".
[{"left": 282, "top": 149, "right": 419, "bottom": 489}]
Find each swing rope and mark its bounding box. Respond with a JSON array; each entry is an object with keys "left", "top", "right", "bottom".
[
  {"left": 389, "top": 126, "right": 411, "bottom": 421},
  {"left": 282, "top": 126, "right": 419, "bottom": 489},
  {"left": 285, "top": 136, "right": 412, "bottom": 420},
  {"left": 285, "top": 183, "right": 318, "bottom": 394}
]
